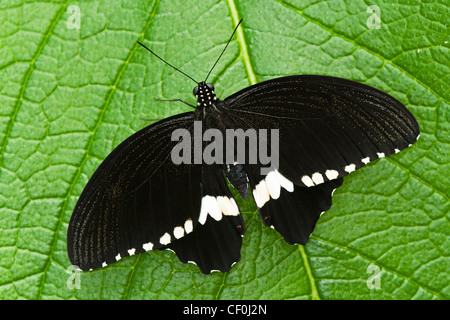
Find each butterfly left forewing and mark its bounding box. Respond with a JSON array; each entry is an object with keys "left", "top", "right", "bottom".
[{"left": 68, "top": 113, "right": 207, "bottom": 270}]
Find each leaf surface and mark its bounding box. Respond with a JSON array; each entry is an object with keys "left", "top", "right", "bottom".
[{"left": 0, "top": 0, "right": 448, "bottom": 299}]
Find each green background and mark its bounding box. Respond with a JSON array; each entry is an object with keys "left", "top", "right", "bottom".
[{"left": 0, "top": 0, "right": 448, "bottom": 300}]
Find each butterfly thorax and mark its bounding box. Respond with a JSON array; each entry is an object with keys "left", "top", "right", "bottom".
[
  {"left": 194, "top": 82, "right": 218, "bottom": 111},
  {"left": 193, "top": 83, "right": 249, "bottom": 199}
]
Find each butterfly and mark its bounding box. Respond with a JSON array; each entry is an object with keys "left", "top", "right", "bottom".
[{"left": 67, "top": 19, "right": 420, "bottom": 274}]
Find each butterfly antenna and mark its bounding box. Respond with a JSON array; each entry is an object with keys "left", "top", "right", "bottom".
[
  {"left": 204, "top": 18, "right": 243, "bottom": 83},
  {"left": 138, "top": 41, "right": 199, "bottom": 84}
]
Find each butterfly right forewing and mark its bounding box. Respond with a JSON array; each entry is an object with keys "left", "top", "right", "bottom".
[{"left": 223, "top": 75, "right": 419, "bottom": 186}]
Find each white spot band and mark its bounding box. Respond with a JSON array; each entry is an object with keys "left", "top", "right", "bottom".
[
  {"left": 254, "top": 170, "right": 294, "bottom": 208},
  {"left": 199, "top": 195, "right": 239, "bottom": 224}
]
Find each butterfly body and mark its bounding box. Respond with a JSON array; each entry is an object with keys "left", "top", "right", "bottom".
[
  {"left": 224, "top": 163, "right": 250, "bottom": 200},
  {"left": 194, "top": 82, "right": 219, "bottom": 111}
]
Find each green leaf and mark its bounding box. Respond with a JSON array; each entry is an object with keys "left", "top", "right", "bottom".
[{"left": 0, "top": 0, "right": 448, "bottom": 300}]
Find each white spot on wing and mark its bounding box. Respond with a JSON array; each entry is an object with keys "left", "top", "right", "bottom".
[
  {"left": 184, "top": 219, "right": 193, "bottom": 234},
  {"left": 276, "top": 170, "right": 294, "bottom": 192},
  {"left": 394, "top": 148, "right": 400, "bottom": 153},
  {"left": 217, "top": 196, "right": 239, "bottom": 216},
  {"left": 198, "top": 195, "right": 242, "bottom": 224},
  {"left": 301, "top": 175, "right": 315, "bottom": 187},
  {"left": 252, "top": 170, "right": 294, "bottom": 208},
  {"left": 228, "top": 198, "right": 240, "bottom": 216},
  {"left": 265, "top": 171, "right": 281, "bottom": 199},
  {"left": 253, "top": 180, "right": 270, "bottom": 208},
  {"left": 160, "top": 232, "right": 171, "bottom": 245},
  {"left": 325, "top": 169, "right": 339, "bottom": 180},
  {"left": 115, "top": 253, "right": 121, "bottom": 261},
  {"left": 344, "top": 164, "right": 356, "bottom": 173},
  {"left": 173, "top": 226, "right": 184, "bottom": 239},
  {"left": 361, "top": 157, "right": 370, "bottom": 164},
  {"left": 311, "top": 172, "right": 324, "bottom": 185},
  {"left": 377, "top": 152, "right": 385, "bottom": 158},
  {"left": 143, "top": 242, "right": 154, "bottom": 251},
  {"left": 199, "top": 196, "right": 223, "bottom": 224},
  {"left": 128, "top": 248, "right": 136, "bottom": 256}
]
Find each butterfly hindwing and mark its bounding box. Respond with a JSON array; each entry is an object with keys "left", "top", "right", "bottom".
[
  {"left": 166, "top": 164, "right": 245, "bottom": 274},
  {"left": 255, "top": 174, "right": 343, "bottom": 245},
  {"left": 242, "top": 163, "right": 342, "bottom": 245}
]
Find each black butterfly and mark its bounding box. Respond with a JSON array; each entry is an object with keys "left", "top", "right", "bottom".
[{"left": 67, "top": 19, "right": 420, "bottom": 274}]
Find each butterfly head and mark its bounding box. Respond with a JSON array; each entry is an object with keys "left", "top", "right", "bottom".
[{"left": 193, "top": 82, "right": 218, "bottom": 109}]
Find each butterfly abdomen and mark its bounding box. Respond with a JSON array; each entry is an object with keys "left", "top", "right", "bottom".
[{"left": 224, "top": 163, "right": 250, "bottom": 200}]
